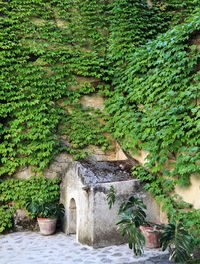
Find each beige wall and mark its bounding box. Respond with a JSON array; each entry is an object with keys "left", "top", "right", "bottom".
[
  {"left": 131, "top": 149, "right": 200, "bottom": 210},
  {"left": 175, "top": 175, "right": 200, "bottom": 209}
]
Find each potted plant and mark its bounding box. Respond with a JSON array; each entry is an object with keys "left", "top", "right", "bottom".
[
  {"left": 107, "top": 186, "right": 196, "bottom": 262},
  {"left": 107, "top": 187, "right": 163, "bottom": 255},
  {"left": 139, "top": 221, "right": 163, "bottom": 248},
  {"left": 116, "top": 196, "right": 163, "bottom": 254},
  {"left": 26, "top": 198, "right": 65, "bottom": 235}
]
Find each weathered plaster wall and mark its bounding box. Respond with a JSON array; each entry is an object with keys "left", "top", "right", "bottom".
[
  {"left": 192, "top": 34, "right": 200, "bottom": 51},
  {"left": 146, "top": 0, "right": 152, "bottom": 8},
  {"left": 80, "top": 93, "right": 104, "bottom": 111},
  {"left": 13, "top": 153, "right": 73, "bottom": 179},
  {"left": 60, "top": 163, "right": 94, "bottom": 246},
  {"left": 14, "top": 144, "right": 126, "bottom": 180},
  {"left": 93, "top": 181, "right": 139, "bottom": 248}
]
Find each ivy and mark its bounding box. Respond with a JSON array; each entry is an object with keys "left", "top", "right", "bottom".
[
  {"left": 0, "top": 205, "right": 14, "bottom": 233},
  {"left": 0, "top": 0, "right": 200, "bottom": 238},
  {"left": 0, "top": 176, "right": 61, "bottom": 232},
  {"left": 0, "top": 0, "right": 112, "bottom": 176},
  {"left": 1, "top": 0, "right": 197, "bottom": 177},
  {"left": 106, "top": 11, "right": 200, "bottom": 187}
]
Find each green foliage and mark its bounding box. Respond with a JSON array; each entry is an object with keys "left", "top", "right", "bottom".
[
  {"left": 178, "top": 209, "right": 200, "bottom": 249},
  {"left": 60, "top": 104, "right": 111, "bottom": 158},
  {"left": 0, "top": 176, "right": 61, "bottom": 232},
  {"left": 116, "top": 196, "right": 147, "bottom": 256},
  {"left": 106, "top": 191, "right": 148, "bottom": 255},
  {"left": 115, "top": 195, "right": 164, "bottom": 256},
  {"left": 0, "top": 0, "right": 111, "bottom": 177},
  {"left": 117, "top": 212, "right": 145, "bottom": 256},
  {"left": 132, "top": 165, "right": 175, "bottom": 200},
  {"left": 161, "top": 222, "right": 195, "bottom": 262},
  {"left": 1, "top": 0, "right": 199, "bottom": 251},
  {"left": 26, "top": 198, "right": 65, "bottom": 218},
  {"left": 118, "top": 196, "right": 147, "bottom": 228},
  {"left": 0, "top": 205, "right": 15, "bottom": 233},
  {"left": 108, "top": 0, "right": 170, "bottom": 61},
  {"left": 0, "top": 176, "right": 60, "bottom": 206},
  {"left": 1, "top": 0, "right": 197, "bottom": 177},
  {"left": 106, "top": 185, "right": 115, "bottom": 209},
  {"left": 108, "top": 189, "right": 196, "bottom": 261},
  {"left": 106, "top": 11, "right": 200, "bottom": 187}
]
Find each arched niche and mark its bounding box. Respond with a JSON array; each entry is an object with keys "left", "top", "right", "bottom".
[{"left": 69, "top": 198, "right": 76, "bottom": 234}]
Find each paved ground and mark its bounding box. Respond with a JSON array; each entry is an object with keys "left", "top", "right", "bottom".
[{"left": 0, "top": 231, "right": 172, "bottom": 264}]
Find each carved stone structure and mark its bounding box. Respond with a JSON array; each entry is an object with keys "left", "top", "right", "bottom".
[{"left": 60, "top": 160, "right": 160, "bottom": 248}]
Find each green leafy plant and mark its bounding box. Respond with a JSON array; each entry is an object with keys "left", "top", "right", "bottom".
[
  {"left": 0, "top": 205, "right": 15, "bottom": 233},
  {"left": 116, "top": 196, "right": 147, "bottom": 256},
  {"left": 106, "top": 10, "right": 200, "bottom": 187},
  {"left": 0, "top": 0, "right": 197, "bottom": 177},
  {"left": 107, "top": 190, "right": 163, "bottom": 256},
  {"left": 118, "top": 196, "right": 147, "bottom": 227},
  {"left": 117, "top": 209, "right": 146, "bottom": 256},
  {"left": 0, "top": 0, "right": 199, "bottom": 255},
  {"left": 161, "top": 221, "right": 195, "bottom": 263},
  {"left": 107, "top": 187, "right": 197, "bottom": 262},
  {"left": 26, "top": 198, "right": 65, "bottom": 219},
  {"left": 132, "top": 164, "right": 199, "bottom": 262},
  {"left": 106, "top": 185, "right": 115, "bottom": 209}
]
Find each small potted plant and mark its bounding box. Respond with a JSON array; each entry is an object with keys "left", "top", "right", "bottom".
[
  {"left": 117, "top": 196, "right": 163, "bottom": 254},
  {"left": 26, "top": 198, "right": 65, "bottom": 235},
  {"left": 140, "top": 221, "right": 163, "bottom": 248},
  {"left": 107, "top": 187, "right": 196, "bottom": 262},
  {"left": 107, "top": 187, "right": 163, "bottom": 255}
]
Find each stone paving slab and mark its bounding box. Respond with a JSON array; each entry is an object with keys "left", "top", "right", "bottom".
[{"left": 0, "top": 231, "right": 172, "bottom": 264}]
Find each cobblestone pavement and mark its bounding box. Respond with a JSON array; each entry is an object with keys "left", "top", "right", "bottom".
[{"left": 0, "top": 231, "right": 172, "bottom": 264}]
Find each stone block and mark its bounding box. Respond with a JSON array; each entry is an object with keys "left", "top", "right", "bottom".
[{"left": 13, "top": 209, "right": 38, "bottom": 232}]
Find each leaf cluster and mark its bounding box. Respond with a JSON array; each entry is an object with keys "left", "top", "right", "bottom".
[
  {"left": 0, "top": 0, "right": 112, "bottom": 176},
  {"left": 26, "top": 198, "right": 65, "bottom": 218},
  {"left": 161, "top": 222, "right": 195, "bottom": 262},
  {"left": 106, "top": 185, "right": 115, "bottom": 209},
  {"left": 1, "top": 0, "right": 199, "bottom": 249},
  {"left": 106, "top": 11, "right": 200, "bottom": 187},
  {"left": 116, "top": 196, "right": 147, "bottom": 256}
]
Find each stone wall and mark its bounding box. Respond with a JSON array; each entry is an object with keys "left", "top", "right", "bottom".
[{"left": 13, "top": 209, "right": 38, "bottom": 232}]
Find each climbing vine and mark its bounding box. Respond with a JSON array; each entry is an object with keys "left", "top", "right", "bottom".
[
  {"left": 1, "top": 0, "right": 198, "bottom": 177},
  {"left": 105, "top": 11, "right": 200, "bottom": 247},
  {"left": 0, "top": 0, "right": 200, "bottom": 238},
  {"left": 0, "top": 0, "right": 111, "bottom": 176},
  {"left": 106, "top": 11, "right": 200, "bottom": 187}
]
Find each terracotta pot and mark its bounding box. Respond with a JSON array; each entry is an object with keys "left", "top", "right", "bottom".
[
  {"left": 140, "top": 223, "right": 162, "bottom": 248},
  {"left": 37, "top": 218, "right": 57, "bottom": 235}
]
